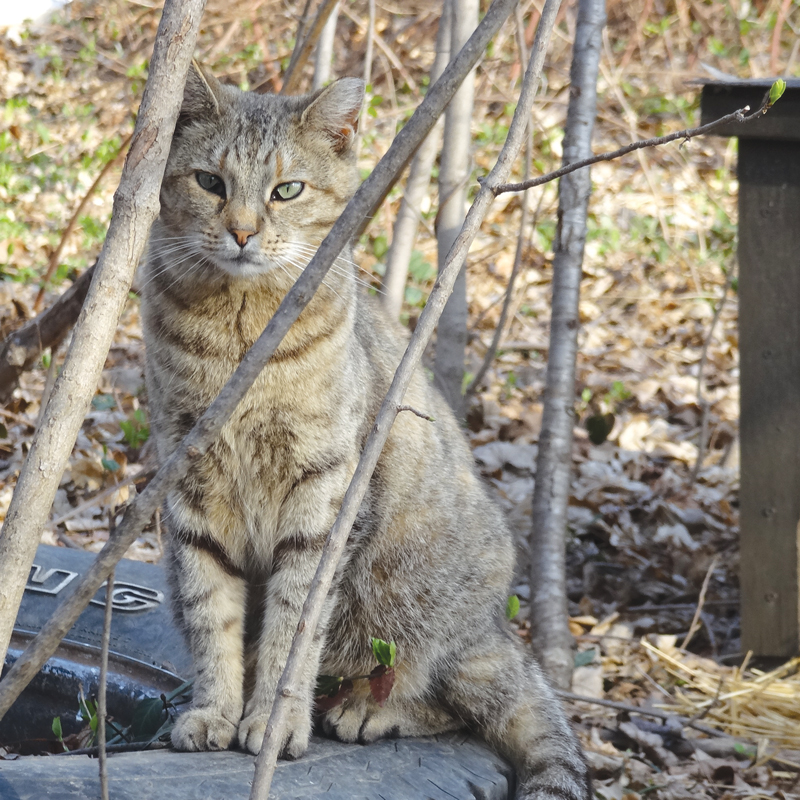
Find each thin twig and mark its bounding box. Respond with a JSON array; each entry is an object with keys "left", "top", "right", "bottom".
[
  {"left": 680, "top": 555, "right": 720, "bottom": 651},
  {"left": 48, "top": 467, "right": 155, "bottom": 529},
  {"left": 396, "top": 405, "right": 435, "bottom": 422},
  {"left": 466, "top": 4, "right": 534, "bottom": 397},
  {"left": 689, "top": 268, "right": 735, "bottom": 483},
  {"left": 97, "top": 566, "right": 114, "bottom": 800},
  {"left": 339, "top": 5, "right": 420, "bottom": 95},
  {"left": 248, "top": 3, "right": 563, "bottom": 797},
  {"left": 0, "top": 0, "right": 520, "bottom": 723},
  {"left": 55, "top": 741, "right": 170, "bottom": 757},
  {"left": 281, "top": 0, "right": 341, "bottom": 95},
  {"left": 556, "top": 690, "right": 729, "bottom": 739},
  {"left": 32, "top": 133, "right": 132, "bottom": 313},
  {"left": 493, "top": 98, "right": 775, "bottom": 196}
]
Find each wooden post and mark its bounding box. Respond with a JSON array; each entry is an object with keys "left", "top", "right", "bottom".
[{"left": 701, "top": 80, "right": 800, "bottom": 656}]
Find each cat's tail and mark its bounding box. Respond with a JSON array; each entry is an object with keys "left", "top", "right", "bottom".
[{"left": 441, "top": 630, "right": 591, "bottom": 800}]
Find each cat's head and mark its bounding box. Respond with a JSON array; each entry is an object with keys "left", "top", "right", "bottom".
[{"left": 155, "top": 62, "right": 364, "bottom": 282}]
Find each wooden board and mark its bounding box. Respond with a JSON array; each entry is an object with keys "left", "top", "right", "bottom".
[{"left": 737, "top": 138, "right": 800, "bottom": 656}]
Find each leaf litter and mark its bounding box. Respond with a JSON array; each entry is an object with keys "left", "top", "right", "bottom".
[{"left": 2, "top": 0, "right": 800, "bottom": 794}]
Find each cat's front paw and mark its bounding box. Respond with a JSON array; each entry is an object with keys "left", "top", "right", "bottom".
[
  {"left": 172, "top": 708, "right": 238, "bottom": 751},
  {"left": 239, "top": 700, "right": 311, "bottom": 759}
]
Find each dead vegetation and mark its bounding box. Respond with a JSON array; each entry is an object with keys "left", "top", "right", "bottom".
[{"left": 1, "top": 0, "right": 800, "bottom": 794}]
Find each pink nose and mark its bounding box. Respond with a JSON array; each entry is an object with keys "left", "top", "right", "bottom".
[{"left": 229, "top": 228, "right": 257, "bottom": 248}]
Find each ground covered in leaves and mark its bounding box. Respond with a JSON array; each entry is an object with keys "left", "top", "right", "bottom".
[{"left": 2, "top": 0, "right": 800, "bottom": 796}]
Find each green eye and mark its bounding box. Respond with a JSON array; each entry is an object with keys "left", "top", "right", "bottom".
[
  {"left": 196, "top": 172, "right": 226, "bottom": 198},
  {"left": 272, "top": 181, "right": 304, "bottom": 201}
]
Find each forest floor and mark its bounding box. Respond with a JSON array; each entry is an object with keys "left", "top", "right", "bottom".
[{"left": 1, "top": 0, "right": 800, "bottom": 797}]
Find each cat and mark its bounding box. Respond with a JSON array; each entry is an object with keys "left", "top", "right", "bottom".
[{"left": 140, "top": 62, "right": 591, "bottom": 800}]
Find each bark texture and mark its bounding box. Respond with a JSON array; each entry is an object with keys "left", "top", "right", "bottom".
[
  {"left": 0, "top": 0, "right": 208, "bottom": 673},
  {"left": 529, "top": 0, "right": 605, "bottom": 690},
  {"left": 433, "top": 0, "right": 478, "bottom": 418},
  {"left": 381, "top": 0, "right": 452, "bottom": 318},
  {"left": 312, "top": 2, "right": 340, "bottom": 90},
  {"left": 0, "top": 263, "right": 95, "bottom": 404}
]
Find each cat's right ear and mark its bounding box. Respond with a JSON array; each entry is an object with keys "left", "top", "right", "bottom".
[
  {"left": 301, "top": 77, "right": 365, "bottom": 154},
  {"left": 180, "top": 60, "right": 223, "bottom": 120}
]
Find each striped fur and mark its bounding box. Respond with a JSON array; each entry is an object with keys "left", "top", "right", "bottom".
[{"left": 141, "top": 64, "right": 591, "bottom": 799}]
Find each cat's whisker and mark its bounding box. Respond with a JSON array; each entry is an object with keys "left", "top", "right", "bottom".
[{"left": 140, "top": 250, "right": 208, "bottom": 293}]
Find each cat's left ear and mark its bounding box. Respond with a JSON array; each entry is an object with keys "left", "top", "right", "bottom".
[{"left": 301, "top": 77, "right": 365, "bottom": 154}]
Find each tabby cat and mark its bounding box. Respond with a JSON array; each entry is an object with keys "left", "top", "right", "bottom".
[{"left": 140, "top": 62, "right": 591, "bottom": 800}]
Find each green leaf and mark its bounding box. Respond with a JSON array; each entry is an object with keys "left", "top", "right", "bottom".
[
  {"left": 101, "top": 457, "right": 120, "bottom": 472},
  {"left": 130, "top": 697, "right": 168, "bottom": 740},
  {"left": 0, "top": 422, "right": 7, "bottom": 439},
  {"left": 91, "top": 393, "right": 116, "bottom": 410},
  {"left": 770, "top": 79, "right": 786, "bottom": 105},
  {"left": 506, "top": 595, "right": 520, "bottom": 620},
  {"left": 371, "top": 637, "right": 396, "bottom": 667},
  {"left": 574, "top": 648, "right": 597, "bottom": 668},
  {"left": 52, "top": 715, "right": 63, "bottom": 740},
  {"left": 316, "top": 675, "right": 343, "bottom": 697}
]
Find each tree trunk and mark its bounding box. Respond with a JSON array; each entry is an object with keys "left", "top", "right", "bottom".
[
  {"left": 312, "top": 2, "right": 339, "bottom": 90},
  {"left": 0, "top": 0, "right": 208, "bottom": 672},
  {"left": 433, "top": 0, "right": 478, "bottom": 418},
  {"left": 381, "top": 0, "right": 452, "bottom": 318},
  {"left": 529, "top": 0, "right": 605, "bottom": 690}
]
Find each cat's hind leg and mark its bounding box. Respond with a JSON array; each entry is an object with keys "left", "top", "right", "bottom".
[{"left": 321, "top": 682, "right": 461, "bottom": 744}]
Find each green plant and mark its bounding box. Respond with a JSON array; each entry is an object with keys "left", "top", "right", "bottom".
[
  {"left": 506, "top": 595, "right": 520, "bottom": 620},
  {"left": 120, "top": 408, "right": 149, "bottom": 449}
]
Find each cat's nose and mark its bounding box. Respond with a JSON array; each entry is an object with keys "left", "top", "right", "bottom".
[{"left": 229, "top": 228, "right": 258, "bottom": 248}]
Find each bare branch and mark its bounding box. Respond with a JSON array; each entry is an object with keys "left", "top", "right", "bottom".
[
  {"left": 281, "top": 0, "right": 341, "bottom": 95},
  {"left": 33, "top": 133, "right": 131, "bottom": 313},
  {"left": 690, "top": 268, "right": 735, "bottom": 483},
  {"left": 97, "top": 567, "right": 114, "bottom": 800},
  {"left": 248, "top": 2, "right": 563, "bottom": 796},
  {"left": 0, "top": 0, "right": 208, "bottom": 675},
  {"left": 0, "top": 0, "right": 521, "bottom": 724},
  {"left": 0, "top": 262, "right": 95, "bottom": 404},
  {"left": 555, "top": 690, "right": 731, "bottom": 740},
  {"left": 381, "top": 0, "right": 452, "bottom": 317},
  {"left": 494, "top": 98, "right": 775, "bottom": 196},
  {"left": 466, "top": 3, "right": 535, "bottom": 397},
  {"left": 530, "top": 0, "right": 605, "bottom": 690}
]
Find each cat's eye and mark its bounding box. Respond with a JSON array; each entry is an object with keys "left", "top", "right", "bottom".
[
  {"left": 196, "top": 171, "right": 226, "bottom": 198},
  {"left": 271, "top": 181, "right": 304, "bottom": 201}
]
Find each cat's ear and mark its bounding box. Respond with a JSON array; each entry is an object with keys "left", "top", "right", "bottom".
[
  {"left": 180, "top": 60, "right": 223, "bottom": 119},
  {"left": 301, "top": 77, "right": 365, "bottom": 154}
]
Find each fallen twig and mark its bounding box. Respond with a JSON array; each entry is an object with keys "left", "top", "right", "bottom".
[
  {"left": 681, "top": 555, "right": 720, "bottom": 650},
  {"left": 55, "top": 741, "right": 170, "bottom": 757},
  {"left": 557, "top": 689, "right": 730, "bottom": 740}
]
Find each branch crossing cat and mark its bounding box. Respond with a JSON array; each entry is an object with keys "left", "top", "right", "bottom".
[{"left": 141, "top": 63, "right": 591, "bottom": 800}]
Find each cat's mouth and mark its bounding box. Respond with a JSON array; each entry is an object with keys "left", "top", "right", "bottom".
[{"left": 213, "top": 252, "right": 278, "bottom": 280}]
